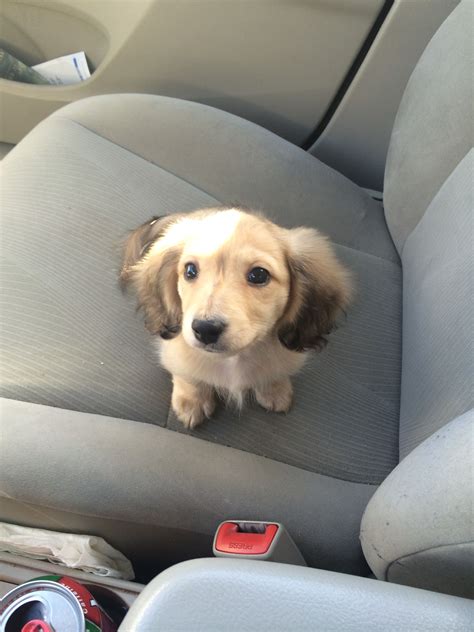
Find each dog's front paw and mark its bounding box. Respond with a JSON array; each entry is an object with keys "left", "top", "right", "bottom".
[
  {"left": 172, "top": 397, "right": 207, "bottom": 429},
  {"left": 172, "top": 377, "right": 215, "bottom": 429},
  {"left": 255, "top": 378, "right": 293, "bottom": 413}
]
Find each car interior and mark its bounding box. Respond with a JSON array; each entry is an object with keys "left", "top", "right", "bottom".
[{"left": 0, "top": 0, "right": 473, "bottom": 629}]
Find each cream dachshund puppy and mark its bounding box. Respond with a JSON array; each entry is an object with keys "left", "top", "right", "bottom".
[{"left": 121, "top": 207, "right": 351, "bottom": 428}]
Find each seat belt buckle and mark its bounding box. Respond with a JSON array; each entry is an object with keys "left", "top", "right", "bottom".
[{"left": 213, "top": 520, "right": 306, "bottom": 566}]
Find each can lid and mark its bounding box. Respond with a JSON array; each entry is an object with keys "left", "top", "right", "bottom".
[{"left": 21, "top": 621, "right": 53, "bottom": 632}]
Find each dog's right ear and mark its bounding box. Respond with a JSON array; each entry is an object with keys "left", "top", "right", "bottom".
[
  {"left": 119, "top": 214, "right": 186, "bottom": 339},
  {"left": 120, "top": 216, "right": 173, "bottom": 288}
]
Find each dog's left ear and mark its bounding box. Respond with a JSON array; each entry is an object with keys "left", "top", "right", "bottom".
[{"left": 278, "top": 227, "right": 352, "bottom": 352}]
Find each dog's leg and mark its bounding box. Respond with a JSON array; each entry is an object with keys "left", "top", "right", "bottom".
[
  {"left": 171, "top": 375, "right": 215, "bottom": 429},
  {"left": 254, "top": 377, "right": 293, "bottom": 413}
]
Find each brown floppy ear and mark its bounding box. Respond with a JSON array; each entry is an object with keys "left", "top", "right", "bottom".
[
  {"left": 120, "top": 214, "right": 185, "bottom": 339},
  {"left": 278, "top": 227, "right": 352, "bottom": 352}
]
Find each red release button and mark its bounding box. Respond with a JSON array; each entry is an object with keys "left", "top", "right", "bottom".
[{"left": 215, "top": 523, "right": 278, "bottom": 555}]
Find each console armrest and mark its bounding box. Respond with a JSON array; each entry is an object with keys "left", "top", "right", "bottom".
[{"left": 119, "top": 558, "right": 473, "bottom": 631}]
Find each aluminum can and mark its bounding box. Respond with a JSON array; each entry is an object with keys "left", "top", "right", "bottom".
[
  {"left": 0, "top": 575, "right": 118, "bottom": 632},
  {"left": 0, "top": 580, "right": 85, "bottom": 632}
]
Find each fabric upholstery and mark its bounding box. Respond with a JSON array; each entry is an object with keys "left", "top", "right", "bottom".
[
  {"left": 384, "top": 0, "right": 473, "bottom": 252},
  {"left": 360, "top": 411, "right": 473, "bottom": 598},
  {"left": 50, "top": 94, "right": 399, "bottom": 263},
  {"left": 0, "top": 398, "right": 375, "bottom": 575},
  {"left": 119, "top": 559, "right": 474, "bottom": 632},
  {"left": 0, "top": 113, "right": 401, "bottom": 485},
  {"left": 399, "top": 151, "right": 473, "bottom": 456}
]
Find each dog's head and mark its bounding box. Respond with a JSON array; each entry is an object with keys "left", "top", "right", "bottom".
[{"left": 120, "top": 208, "right": 351, "bottom": 354}]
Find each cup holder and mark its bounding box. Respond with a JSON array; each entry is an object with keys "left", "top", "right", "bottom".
[
  {"left": 0, "top": 1, "right": 109, "bottom": 85},
  {"left": 83, "top": 583, "right": 129, "bottom": 625}
]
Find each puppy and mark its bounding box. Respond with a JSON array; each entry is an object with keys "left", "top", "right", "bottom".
[{"left": 120, "top": 207, "right": 351, "bottom": 428}]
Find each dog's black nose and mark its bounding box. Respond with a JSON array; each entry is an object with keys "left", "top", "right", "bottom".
[{"left": 192, "top": 319, "right": 226, "bottom": 345}]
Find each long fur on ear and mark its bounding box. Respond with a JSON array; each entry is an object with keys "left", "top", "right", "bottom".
[
  {"left": 120, "top": 214, "right": 185, "bottom": 339},
  {"left": 278, "top": 227, "right": 352, "bottom": 352}
]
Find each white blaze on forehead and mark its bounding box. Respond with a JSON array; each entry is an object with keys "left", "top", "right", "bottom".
[{"left": 149, "top": 209, "right": 242, "bottom": 256}]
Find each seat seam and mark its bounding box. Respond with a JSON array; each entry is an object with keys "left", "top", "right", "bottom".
[
  {"left": 0, "top": 481, "right": 378, "bottom": 535},
  {"left": 399, "top": 151, "right": 472, "bottom": 258},
  {"left": 385, "top": 540, "right": 474, "bottom": 582},
  {"left": 52, "top": 116, "right": 222, "bottom": 204},
  {"left": 52, "top": 116, "right": 400, "bottom": 266},
  {"left": 334, "top": 242, "right": 401, "bottom": 269},
  {"left": 0, "top": 400, "right": 383, "bottom": 489}
]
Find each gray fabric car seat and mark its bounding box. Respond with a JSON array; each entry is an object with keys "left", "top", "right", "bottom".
[{"left": 0, "top": 1, "right": 472, "bottom": 593}]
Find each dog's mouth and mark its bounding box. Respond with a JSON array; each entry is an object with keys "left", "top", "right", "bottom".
[
  {"left": 183, "top": 321, "right": 251, "bottom": 355},
  {"left": 195, "top": 341, "right": 227, "bottom": 354},
  {"left": 185, "top": 327, "right": 260, "bottom": 356},
  {"left": 188, "top": 336, "right": 236, "bottom": 355},
  {"left": 193, "top": 340, "right": 255, "bottom": 357}
]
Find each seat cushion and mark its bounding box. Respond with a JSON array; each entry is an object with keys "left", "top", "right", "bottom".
[
  {"left": 361, "top": 411, "right": 473, "bottom": 598},
  {"left": 384, "top": 0, "right": 473, "bottom": 253},
  {"left": 399, "top": 151, "right": 473, "bottom": 457},
  {"left": 1, "top": 399, "right": 375, "bottom": 576},
  {"left": 0, "top": 96, "right": 401, "bottom": 573},
  {"left": 1, "top": 96, "right": 401, "bottom": 484},
  {"left": 382, "top": 0, "right": 473, "bottom": 457}
]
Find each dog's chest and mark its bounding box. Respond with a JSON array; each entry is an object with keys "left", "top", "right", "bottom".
[
  {"left": 211, "top": 356, "right": 250, "bottom": 392},
  {"left": 158, "top": 339, "right": 255, "bottom": 391},
  {"left": 159, "top": 336, "right": 305, "bottom": 394}
]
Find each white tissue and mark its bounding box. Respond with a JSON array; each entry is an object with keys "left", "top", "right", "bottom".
[{"left": 0, "top": 523, "right": 134, "bottom": 580}]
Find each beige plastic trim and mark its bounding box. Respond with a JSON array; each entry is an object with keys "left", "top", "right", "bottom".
[
  {"left": 310, "top": 0, "right": 460, "bottom": 190},
  {"left": 119, "top": 558, "right": 474, "bottom": 632},
  {"left": 0, "top": 0, "right": 384, "bottom": 144}
]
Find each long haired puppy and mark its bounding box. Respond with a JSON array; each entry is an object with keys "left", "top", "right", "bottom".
[{"left": 121, "top": 207, "right": 351, "bottom": 428}]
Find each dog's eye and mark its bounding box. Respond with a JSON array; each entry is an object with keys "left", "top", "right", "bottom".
[
  {"left": 184, "top": 262, "right": 198, "bottom": 280},
  {"left": 247, "top": 267, "right": 270, "bottom": 285}
]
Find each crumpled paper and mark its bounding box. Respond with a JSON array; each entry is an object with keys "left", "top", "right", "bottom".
[{"left": 0, "top": 523, "right": 134, "bottom": 580}]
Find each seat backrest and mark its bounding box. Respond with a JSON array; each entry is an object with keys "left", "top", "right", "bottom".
[
  {"left": 384, "top": 0, "right": 473, "bottom": 457},
  {"left": 361, "top": 1, "right": 473, "bottom": 599}
]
